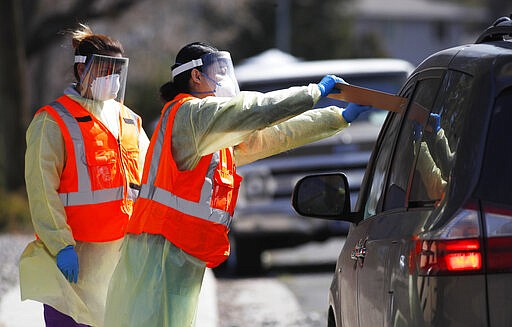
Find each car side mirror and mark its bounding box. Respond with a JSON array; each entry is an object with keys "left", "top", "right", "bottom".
[{"left": 292, "top": 173, "right": 352, "bottom": 220}]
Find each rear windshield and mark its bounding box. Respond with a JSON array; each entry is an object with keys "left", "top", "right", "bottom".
[{"left": 475, "top": 87, "right": 512, "bottom": 205}]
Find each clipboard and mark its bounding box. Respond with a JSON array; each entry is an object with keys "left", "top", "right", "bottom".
[{"left": 327, "top": 83, "right": 408, "bottom": 113}]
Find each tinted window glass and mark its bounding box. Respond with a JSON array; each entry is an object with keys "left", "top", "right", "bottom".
[
  {"left": 364, "top": 112, "right": 403, "bottom": 218},
  {"left": 409, "top": 71, "right": 472, "bottom": 206},
  {"left": 476, "top": 87, "right": 512, "bottom": 204},
  {"left": 383, "top": 78, "right": 441, "bottom": 210}
]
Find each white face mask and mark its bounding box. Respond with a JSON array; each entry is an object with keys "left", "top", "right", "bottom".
[
  {"left": 90, "top": 74, "right": 121, "bottom": 101},
  {"left": 203, "top": 73, "right": 239, "bottom": 97},
  {"left": 214, "top": 76, "right": 238, "bottom": 97}
]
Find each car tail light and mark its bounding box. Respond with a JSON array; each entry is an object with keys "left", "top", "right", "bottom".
[
  {"left": 483, "top": 205, "right": 512, "bottom": 273},
  {"left": 411, "top": 208, "right": 484, "bottom": 276}
]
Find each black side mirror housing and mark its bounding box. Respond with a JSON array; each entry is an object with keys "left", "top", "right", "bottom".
[{"left": 292, "top": 173, "right": 358, "bottom": 222}]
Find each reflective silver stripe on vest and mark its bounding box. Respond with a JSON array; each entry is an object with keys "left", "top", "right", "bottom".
[
  {"left": 123, "top": 108, "right": 141, "bottom": 202},
  {"left": 60, "top": 187, "right": 124, "bottom": 206},
  {"left": 49, "top": 101, "right": 124, "bottom": 206},
  {"left": 139, "top": 101, "right": 232, "bottom": 227}
]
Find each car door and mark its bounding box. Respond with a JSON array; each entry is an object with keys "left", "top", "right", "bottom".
[
  {"left": 355, "top": 68, "right": 476, "bottom": 326},
  {"left": 358, "top": 71, "right": 443, "bottom": 326},
  {"left": 337, "top": 97, "right": 407, "bottom": 327},
  {"left": 344, "top": 71, "right": 446, "bottom": 327}
]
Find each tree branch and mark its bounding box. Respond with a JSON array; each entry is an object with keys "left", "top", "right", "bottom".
[{"left": 25, "top": 0, "right": 141, "bottom": 57}]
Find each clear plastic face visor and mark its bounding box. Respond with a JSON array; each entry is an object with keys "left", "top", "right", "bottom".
[
  {"left": 76, "top": 54, "right": 129, "bottom": 103},
  {"left": 172, "top": 51, "right": 240, "bottom": 97}
]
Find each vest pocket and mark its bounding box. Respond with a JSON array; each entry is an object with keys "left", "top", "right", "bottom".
[
  {"left": 211, "top": 169, "right": 242, "bottom": 215},
  {"left": 121, "top": 147, "right": 141, "bottom": 185},
  {"left": 87, "top": 149, "right": 118, "bottom": 189}
]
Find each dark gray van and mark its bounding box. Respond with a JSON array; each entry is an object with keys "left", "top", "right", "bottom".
[{"left": 293, "top": 16, "right": 512, "bottom": 326}]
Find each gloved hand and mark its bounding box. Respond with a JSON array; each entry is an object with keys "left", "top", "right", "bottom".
[
  {"left": 427, "top": 113, "right": 441, "bottom": 133},
  {"left": 342, "top": 103, "right": 372, "bottom": 123},
  {"left": 413, "top": 121, "right": 423, "bottom": 141},
  {"left": 56, "top": 245, "right": 79, "bottom": 283},
  {"left": 317, "top": 75, "right": 346, "bottom": 97}
]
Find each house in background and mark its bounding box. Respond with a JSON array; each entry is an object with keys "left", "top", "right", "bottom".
[{"left": 345, "top": 0, "right": 487, "bottom": 64}]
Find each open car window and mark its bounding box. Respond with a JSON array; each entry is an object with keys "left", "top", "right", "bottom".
[{"left": 383, "top": 77, "right": 442, "bottom": 211}]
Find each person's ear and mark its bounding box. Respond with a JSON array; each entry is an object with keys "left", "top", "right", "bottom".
[{"left": 190, "top": 68, "right": 202, "bottom": 85}]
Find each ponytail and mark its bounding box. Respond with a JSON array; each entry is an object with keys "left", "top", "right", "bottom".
[
  {"left": 71, "top": 23, "right": 94, "bottom": 49},
  {"left": 70, "top": 23, "right": 124, "bottom": 81},
  {"left": 160, "top": 81, "right": 180, "bottom": 103}
]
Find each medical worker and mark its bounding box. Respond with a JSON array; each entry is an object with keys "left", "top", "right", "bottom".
[
  {"left": 414, "top": 113, "right": 452, "bottom": 201},
  {"left": 19, "top": 24, "right": 149, "bottom": 327},
  {"left": 104, "top": 42, "right": 371, "bottom": 326}
]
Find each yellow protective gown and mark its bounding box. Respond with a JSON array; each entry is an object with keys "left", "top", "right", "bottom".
[
  {"left": 104, "top": 84, "right": 349, "bottom": 327},
  {"left": 415, "top": 128, "right": 453, "bottom": 200},
  {"left": 19, "top": 85, "right": 150, "bottom": 327}
]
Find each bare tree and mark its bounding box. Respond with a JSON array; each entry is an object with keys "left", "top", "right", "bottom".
[
  {"left": 0, "top": 0, "right": 28, "bottom": 191},
  {"left": 0, "top": 0, "right": 141, "bottom": 190}
]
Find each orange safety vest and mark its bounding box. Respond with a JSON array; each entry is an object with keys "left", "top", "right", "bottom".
[
  {"left": 126, "top": 94, "right": 242, "bottom": 268},
  {"left": 37, "top": 95, "right": 142, "bottom": 242}
]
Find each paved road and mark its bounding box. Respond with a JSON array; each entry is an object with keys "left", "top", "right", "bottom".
[
  {"left": 0, "top": 234, "right": 31, "bottom": 301},
  {"left": 217, "top": 273, "right": 333, "bottom": 327},
  {"left": 216, "top": 237, "right": 345, "bottom": 327}
]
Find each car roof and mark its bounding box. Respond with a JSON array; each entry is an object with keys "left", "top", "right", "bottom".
[
  {"left": 413, "top": 17, "right": 512, "bottom": 80},
  {"left": 235, "top": 58, "right": 415, "bottom": 84},
  {"left": 396, "top": 23, "right": 512, "bottom": 217},
  {"left": 410, "top": 40, "right": 512, "bottom": 94},
  {"left": 416, "top": 41, "right": 512, "bottom": 70}
]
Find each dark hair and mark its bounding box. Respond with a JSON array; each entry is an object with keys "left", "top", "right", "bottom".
[
  {"left": 71, "top": 23, "right": 124, "bottom": 81},
  {"left": 160, "top": 42, "right": 218, "bottom": 102}
]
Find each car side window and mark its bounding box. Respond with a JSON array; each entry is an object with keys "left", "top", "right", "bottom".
[
  {"left": 363, "top": 112, "right": 404, "bottom": 218},
  {"left": 408, "top": 71, "right": 472, "bottom": 207},
  {"left": 383, "top": 78, "right": 442, "bottom": 211},
  {"left": 362, "top": 82, "right": 416, "bottom": 218}
]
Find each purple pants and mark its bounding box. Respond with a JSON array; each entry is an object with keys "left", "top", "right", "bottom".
[{"left": 43, "top": 305, "right": 91, "bottom": 327}]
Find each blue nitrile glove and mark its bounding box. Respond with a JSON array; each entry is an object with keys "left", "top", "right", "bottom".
[
  {"left": 317, "top": 75, "right": 346, "bottom": 97},
  {"left": 342, "top": 103, "right": 372, "bottom": 123},
  {"left": 56, "top": 245, "right": 79, "bottom": 283},
  {"left": 427, "top": 113, "right": 441, "bottom": 133},
  {"left": 413, "top": 121, "right": 423, "bottom": 141}
]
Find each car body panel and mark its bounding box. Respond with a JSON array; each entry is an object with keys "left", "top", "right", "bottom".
[
  {"left": 335, "top": 221, "right": 365, "bottom": 327},
  {"left": 487, "top": 273, "right": 512, "bottom": 326}
]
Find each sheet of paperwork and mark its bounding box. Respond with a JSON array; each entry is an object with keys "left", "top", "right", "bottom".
[{"left": 328, "top": 83, "right": 408, "bottom": 113}]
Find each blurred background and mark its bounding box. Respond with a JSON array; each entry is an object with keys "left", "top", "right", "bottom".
[{"left": 0, "top": 0, "right": 510, "bottom": 233}]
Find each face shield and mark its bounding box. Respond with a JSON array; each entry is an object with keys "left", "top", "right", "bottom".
[
  {"left": 172, "top": 51, "right": 240, "bottom": 97},
  {"left": 76, "top": 54, "right": 129, "bottom": 103}
]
